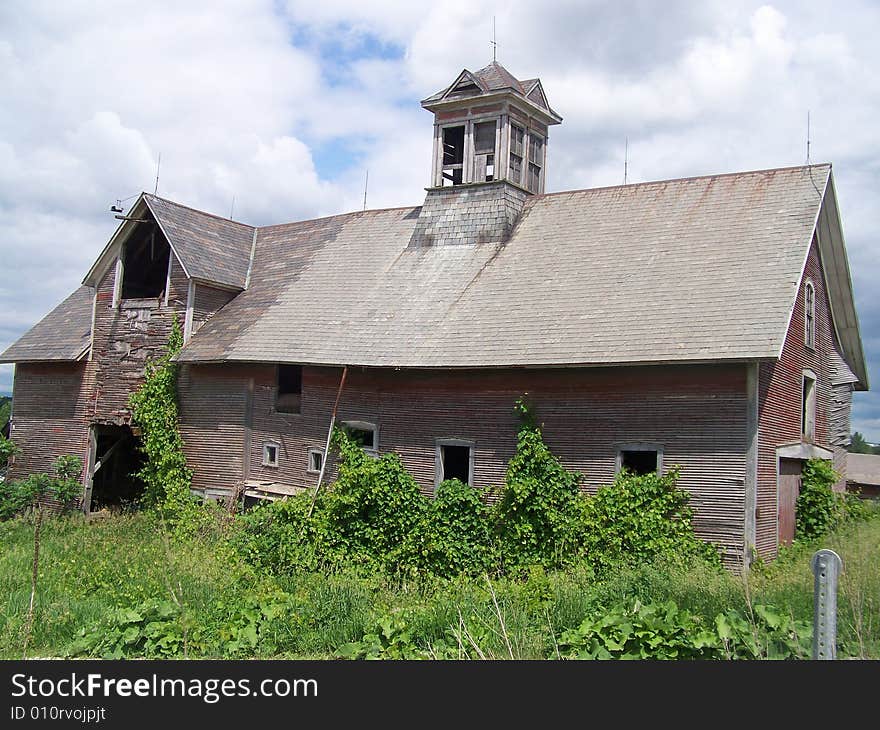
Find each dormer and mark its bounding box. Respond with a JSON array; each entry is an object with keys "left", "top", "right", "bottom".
[{"left": 421, "top": 61, "right": 562, "bottom": 194}]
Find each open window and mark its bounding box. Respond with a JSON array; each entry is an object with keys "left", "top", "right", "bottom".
[
  {"left": 527, "top": 133, "right": 544, "bottom": 193},
  {"left": 435, "top": 438, "right": 475, "bottom": 489},
  {"left": 119, "top": 221, "right": 171, "bottom": 300},
  {"left": 276, "top": 365, "right": 302, "bottom": 414},
  {"left": 262, "top": 442, "right": 280, "bottom": 468},
  {"left": 616, "top": 443, "right": 663, "bottom": 476},
  {"left": 802, "top": 371, "right": 817, "bottom": 441},
  {"left": 804, "top": 281, "right": 815, "bottom": 349},
  {"left": 342, "top": 421, "right": 378, "bottom": 452},
  {"left": 473, "top": 121, "right": 497, "bottom": 182},
  {"left": 509, "top": 124, "right": 525, "bottom": 185},
  {"left": 307, "top": 448, "right": 324, "bottom": 474},
  {"left": 441, "top": 125, "right": 465, "bottom": 186}
]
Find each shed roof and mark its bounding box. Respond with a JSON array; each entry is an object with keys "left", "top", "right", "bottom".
[
  {"left": 847, "top": 453, "right": 880, "bottom": 487},
  {"left": 0, "top": 286, "right": 92, "bottom": 363}
]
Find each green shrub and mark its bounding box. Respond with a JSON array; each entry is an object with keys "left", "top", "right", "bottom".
[
  {"left": 493, "top": 399, "right": 583, "bottom": 569},
  {"left": 581, "top": 468, "right": 722, "bottom": 572},
  {"left": 129, "top": 318, "right": 199, "bottom": 530},
  {"left": 796, "top": 459, "right": 841, "bottom": 540},
  {"left": 0, "top": 455, "right": 84, "bottom": 519},
  {"left": 405, "top": 479, "right": 498, "bottom": 578},
  {"left": 0, "top": 434, "right": 18, "bottom": 467}
]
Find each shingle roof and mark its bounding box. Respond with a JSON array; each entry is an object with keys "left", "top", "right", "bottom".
[
  {"left": 179, "top": 164, "right": 836, "bottom": 370},
  {"left": 145, "top": 195, "right": 254, "bottom": 289},
  {"left": 422, "top": 61, "right": 554, "bottom": 114},
  {"left": 0, "top": 286, "right": 92, "bottom": 363}
]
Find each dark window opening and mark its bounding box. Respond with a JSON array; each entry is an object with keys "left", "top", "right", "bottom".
[
  {"left": 308, "top": 449, "right": 324, "bottom": 473},
  {"left": 90, "top": 425, "right": 146, "bottom": 511},
  {"left": 442, "top": 125, "right": 465, "bottom": 186},
  {"left": 805, "top": 282, "right": 815, "bottom": 349},
  {"left": 620, "top": 449, "right": 658, "bottom": 476},
  {"left": 343, "top": 423, "right": 377, "bottom": 451},
  {"left": 263, "top": 443, "right": 279, "bottom": 467},
  {"left": 276, "top": 364, "right": 302, "bottom": 414},
  {"left": 121, "top": 222, "right": 171, "bottom": 299},
  {"left": 509, "top": 124, "right": 525, "bottom": 185},
  {"left": 441, "top": 444, "right": 471, "bottom": 484}
]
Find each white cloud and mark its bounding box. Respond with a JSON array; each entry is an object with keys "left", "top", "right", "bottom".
[{"left": 1, "top": 0, "right": 879, "bottom": 442}]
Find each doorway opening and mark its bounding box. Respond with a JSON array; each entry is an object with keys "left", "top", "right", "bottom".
[{"left": 88, "top": 424, "right": 147, "bottom": 512}]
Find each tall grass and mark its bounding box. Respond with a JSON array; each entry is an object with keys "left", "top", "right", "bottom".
[{"left": 0, "top": 508, "right": 876, "bottom": 659}]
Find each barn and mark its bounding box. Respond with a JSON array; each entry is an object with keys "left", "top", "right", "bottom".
[{"left": 1, "top": 61, "right": 868, "bottom": 566}]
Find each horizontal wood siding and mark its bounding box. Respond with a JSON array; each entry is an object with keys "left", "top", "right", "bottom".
[
  {"left": 756, "top": 236, "right": 845, "bottom": 559},
  {"left": 191, "top": 285, "right": 237, "bottom": 336},
  {"left": 7, "top": 363, "right": 94, "bottom": 490},
  {"left": 178, "top": 364, "right": 249, "bottom": 494},
  {"left": 183, "top": 362, "right": 748, "bottom": 562}
]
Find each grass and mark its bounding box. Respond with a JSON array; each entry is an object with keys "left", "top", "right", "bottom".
[{"left": 0, "top": 507, "right": 877, "bottom": 659}]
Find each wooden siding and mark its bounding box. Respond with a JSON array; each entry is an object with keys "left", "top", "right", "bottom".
[
  {"left": 756, "top": 236, "right": 847, "bottom": 559},
  {"left": 180, "top": 362, "right": 749, "bottom": 563},
  {"left": 191, "top": 285, "right": 237, "bottom": 336},
  {"left": 178, "top": 364, "right": 249, "bottom": 494},
  {"left": 7, "top": 362, "right": 94, "bottom": 492}
]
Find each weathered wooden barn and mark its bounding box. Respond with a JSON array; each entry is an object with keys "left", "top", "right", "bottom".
[{"left": 1, "top": 61, "right": 868, "bottom": 565}]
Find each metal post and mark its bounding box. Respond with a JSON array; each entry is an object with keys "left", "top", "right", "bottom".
[{"left": 810, "top": 549, "right": 843, "bottom": 660}]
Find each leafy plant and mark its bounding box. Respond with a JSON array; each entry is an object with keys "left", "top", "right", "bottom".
[
  {"left": 558, "top": 600, "right": 811, "bottom": 660},
  {"left": 67, "top": 600, "right": 185, "bottom": 659},
  {"left": 128, "top": 318, "right": 198, "bottom": 529},
  {"left": 581, "top": 468, "right": 722, "bottom": 572},
  {"left": 0, "top": 455, "right": 84, "bottom": 519},
  {"left": 796, "top": 459, "right": 841, "bottom": 540},
  {"left": 493, "top": 398, "right": 583, "bottom": 569},
  {"left": 0, "top": 433, "right": 17, "bottom": 467}
]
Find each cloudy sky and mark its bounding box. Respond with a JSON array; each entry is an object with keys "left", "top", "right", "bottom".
[{"left": 1, "top": 0, "right": 878, "bottom": 439}]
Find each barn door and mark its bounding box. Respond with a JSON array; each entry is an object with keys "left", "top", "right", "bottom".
[{"left": 778, "top": 458, "right": 802, "bottom": 547}]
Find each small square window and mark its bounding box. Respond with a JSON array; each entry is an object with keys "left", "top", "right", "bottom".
[
  {"left": 616, "top": 444, "right": 662, "bottom": 476},
  {"left": 262, "top": 442, "right": 279, "bottom": 468},
  {"left": 342, "top": 421, "right": 378, "bottom": 452},
  {"left": 307, "top": 448, "right": 324, "bottom": 474}
]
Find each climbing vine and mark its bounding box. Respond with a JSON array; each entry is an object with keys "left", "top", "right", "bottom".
[{"left": 128, "top": 318, "right": 197, "bottom": 529}]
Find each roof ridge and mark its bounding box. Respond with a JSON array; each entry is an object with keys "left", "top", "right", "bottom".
[
  {"left": 535, "top": 163, "right": 832, "bottom": 199},
  {"left": 144, "top": 193, "right": 256, "bottom": 230},
  {"left": 256, "top": 204, "right": 421, "bottom": 232}
]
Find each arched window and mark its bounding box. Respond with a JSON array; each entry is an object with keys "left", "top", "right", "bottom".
[{"left": 804, "top": 281, "right": 815, "bottom": 349}]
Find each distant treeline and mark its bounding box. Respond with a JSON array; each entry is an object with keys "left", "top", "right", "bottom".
[{"left": 849, "top": 432, "right": 880, "bottom": 455}]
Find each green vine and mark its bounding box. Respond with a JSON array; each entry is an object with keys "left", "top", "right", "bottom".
[{"left": 128, "top": 318, "right": 197, "bottom": 529}]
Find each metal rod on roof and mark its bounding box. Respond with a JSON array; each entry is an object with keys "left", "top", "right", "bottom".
[
  {"left": 306, "top": 365, "right": 349, "bottom": 520},
  {"left": 624, "top": 137, "right": 628, "bottom": 185},
  {"left": 363, "top": 169, "right": 369, "bottom": 211},
  {"left": 492, "top": 16, "right": 497, "bottom": 61},
  {"left": 154, "top": 152, "right": 161, "bottom": 195}
]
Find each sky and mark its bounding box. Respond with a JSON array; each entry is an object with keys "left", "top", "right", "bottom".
[{"left": 0, "top": 0, "right": 878, "bottom": 439}]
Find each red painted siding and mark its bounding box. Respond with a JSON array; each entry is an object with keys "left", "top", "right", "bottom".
[
  {"left": 7, "top": 362, "right": 94, "bottom": 488},
  {"left": 180, "top": 363, "right": 749, "bottom": 562},
  {"left": 756, "top": 235, "right": 847, "bottom": 559}
]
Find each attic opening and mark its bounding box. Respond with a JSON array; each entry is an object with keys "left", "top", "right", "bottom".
[
  {"left": 435, "top": 438, "right": 474, "bottom": 489},
  {"left": 473, "top": 121, "right": 496, "bottom": 182},
  {"left": 88, "top": 424, "right": 146, "bottom": 512},
  {"left": 120, "top": 216, "right": 171, "bottom": 300},
  {"left": 442, "top": 125, "right": 465, "bottom": 186}
]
